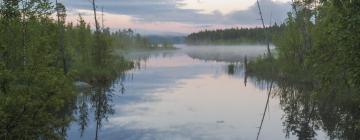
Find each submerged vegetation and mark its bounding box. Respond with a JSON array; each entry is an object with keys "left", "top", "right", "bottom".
[{"left": 248, "top": 0, "right": 360, "bottom": 139}]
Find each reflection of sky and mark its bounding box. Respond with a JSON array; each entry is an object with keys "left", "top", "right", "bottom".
[
  {"left": 105, "top": 74, "right": 283, "bottom": 140},
  {"left": 68, "top": 45, "right": 327, "bottom": 140}
]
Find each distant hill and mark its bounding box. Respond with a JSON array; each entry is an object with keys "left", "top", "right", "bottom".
[{"left": 146, "top": 35, "right": 186, "bottom": 44}]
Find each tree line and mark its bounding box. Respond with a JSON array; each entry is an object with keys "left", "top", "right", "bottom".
[
  {"left": 111, "top": 29, "right": 175, "bottom": 49},
  {"left": 0, "top": 0, "right": 151, "bottom": 139},
  {"left": 186, "top": 24, "right": 285, "bottom": 45}
]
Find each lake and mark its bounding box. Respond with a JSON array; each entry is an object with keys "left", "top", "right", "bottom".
[{"left": 68, "top": 45, "right": 329, "bottom": 140}]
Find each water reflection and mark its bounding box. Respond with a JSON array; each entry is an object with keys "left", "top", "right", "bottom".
[
  {"left": 248, "top": 65, "right": 360, "bottom": 139},
  {"left": 184, "top": 45, "right": 269, "bottom": 63},
  {"left": 275, "top": 79, "right": 360, "bottom": 140},
  {"left": 256, "top": 81, "right": 274, "bottom": 140},
  {"left": 74, "top": 76, "right": 126, "bottom": 140},
  {"left": 69, "top": 45, "right": 289, "bottom": 140},
  {"left": 67, "top": 45, "right": 360, "bottom": 140}
]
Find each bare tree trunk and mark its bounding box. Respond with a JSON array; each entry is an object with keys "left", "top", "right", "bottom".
[
  {"left": 256, "top": 0, "right": 272, "bottom": 57},
  {"left": 92, "top": 0, "right": 100, "bottom": 32},
  {"left": 92, "top": 0, "right": 103, "bottom": 65},
  {"left": 101, "top": 7, "right": 104, "bottom": 30}
]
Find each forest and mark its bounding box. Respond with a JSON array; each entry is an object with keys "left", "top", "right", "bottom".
[
  {"left": 247, "top": 0, "right": 360, "bottom": 139},
  {"left": 249, "top": 0, "right": 360, "bottom": 92},
  {"left": 186, "top": 24, "right": 284, "bottom": 45},
  {"left": 1, "top": 0, "right": 360, "bottom": 139},
  {"left": 0, "top": 0, "right": 160, "bottom": 139}
]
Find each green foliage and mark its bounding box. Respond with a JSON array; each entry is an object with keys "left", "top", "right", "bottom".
[
  {"left": 0, "top": 1, "right": 75, "bottom": 139},
  {"left": 186, "top": 25, "right": 285, "bottom": 45},
  {"left": 274, "top": 13, "right": 306, "bottom": 64},
  {"left": 309, "top": 0, "right": 360, "bottom": 90},
  {"left": 248, "top": 1, "right": 360, "bottom": 138},
  {"left": 0, "top": 1, "right": 137, "bottom": 139},
  {"left": 251, "top": 0, "right": 360, "bottom": 89},
  {"left": 111, "top": 29, "right": 152, "bottom": 48}
]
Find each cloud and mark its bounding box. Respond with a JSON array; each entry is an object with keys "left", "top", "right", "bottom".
[
  {"left": 228, "top": 0, "right": 292, "bottom": 25},
  {"left": 58, "top": 0, "right": 291, "bottom": 33}
]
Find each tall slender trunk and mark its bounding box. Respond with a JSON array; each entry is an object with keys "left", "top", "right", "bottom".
[
  {"left": 291, "top": 0, "right": 312, "bottom": 63},
  {"left": 256, "top": 81, "right": 274, "bottom": 140},
  {"left": 92, "top": 0, "right": 102, "bottom": 65},
  {"left": 22, "top": 0, "right": 27, "bottom": 68},
  {"left": 256, "top": 0, "right": 271, "bottom": 57},
  {"left": 92, "top": 0, "right": 100, "bottom": 32},
  {"left": 101, "top": 7, "right": 104, "bottom": 30},
  {"left": 303, "top": 3, "right": 312, "bottom": 51},
  {"left": 244, "top": 56, "right": 248, "bottom": 87},
  {"left": 60, "top": 24, "right": 68, "bottom": 74},
  {"left": 55, "top": 0, "right": 68, "bottom": 74}
]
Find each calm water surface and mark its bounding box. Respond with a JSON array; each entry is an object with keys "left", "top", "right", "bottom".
[{"left": 68, "top": 45, "right": 328, "bottom": 140}]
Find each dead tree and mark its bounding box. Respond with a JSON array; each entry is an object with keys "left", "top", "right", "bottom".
[
  {"left": 256, "top": 0, "right": 272, "bottom": 57},
  {"left": 101, "top": 7, "right": 104, "bottom": 30},
  {"left": 92, "top": 0, "right": 100, "bottom": 32}
]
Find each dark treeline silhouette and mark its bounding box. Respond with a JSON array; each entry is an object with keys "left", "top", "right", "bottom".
[
  {"left": 146, "top": 35, "right": 185, "bottom": 44},
  {"left": 186, "top": 24, "right": 284, "bottom": 45}
]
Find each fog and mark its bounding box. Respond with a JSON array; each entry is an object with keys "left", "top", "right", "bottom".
[{"left": 182, "top": 44, "right": 275, "bottom": 62}]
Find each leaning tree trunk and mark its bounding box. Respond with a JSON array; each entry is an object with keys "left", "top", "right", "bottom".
[
  {"left": 92, "top": 0, "right": 100, "bottom": 32},
  {"left": 92, "top": 0, "right": 103, "bottom": 65},
  {"left": 256, "top": 0, "right": 272, "bottom": 57}
]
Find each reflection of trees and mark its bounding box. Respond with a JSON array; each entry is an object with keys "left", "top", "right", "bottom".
[
  {"left": 91, "top": 81, "right": 115, "bottom": 140},
  {"left": 246, "top": 52, "right": 360, "bottom": 140},
  {"left": 187, "top": 51, "right": 247, "bottom": 63},
  {"left": 75, "top": 75, "right": 122, "bottom": 140},
  {"left": 274, "top": 81, "right": 319, "bottom": 139},
  {"left": 279, "top": 79, "right": 360, "bottom": 139},
  {"left": 75, "top": 50, "right": 176, "bottom": 139},
  {"left": 255, "top": 75, "right": 360, "bottom": 140},
  {"left": 77, "top": 91, "right": 90, "bottom": 137},
  {"left": 125, "top": 50, "right": 176, "bottom": 70},
  {"left": 315, "top": 88, "right": 360, "bottom": 140},
  {"left": 226, "top": 63, "right": 243, "bottom": 75},
  {"left": 125, "top": 50, "right": 176, "bottom": 62},
  {"left": 185, "top": 47, "right": 264, "bottom": 63}
]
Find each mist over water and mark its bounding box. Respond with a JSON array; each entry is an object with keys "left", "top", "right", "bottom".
[
  {"left": 182, "top": 44, "right": 275, "bottom": 62},
  {"left": 68, "top": 44, "right": 327, "bottom": 140}
]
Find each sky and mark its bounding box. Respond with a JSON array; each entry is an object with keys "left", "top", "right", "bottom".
[{"left": 60, "top": 0, "right": 292, "bottom": 35}]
